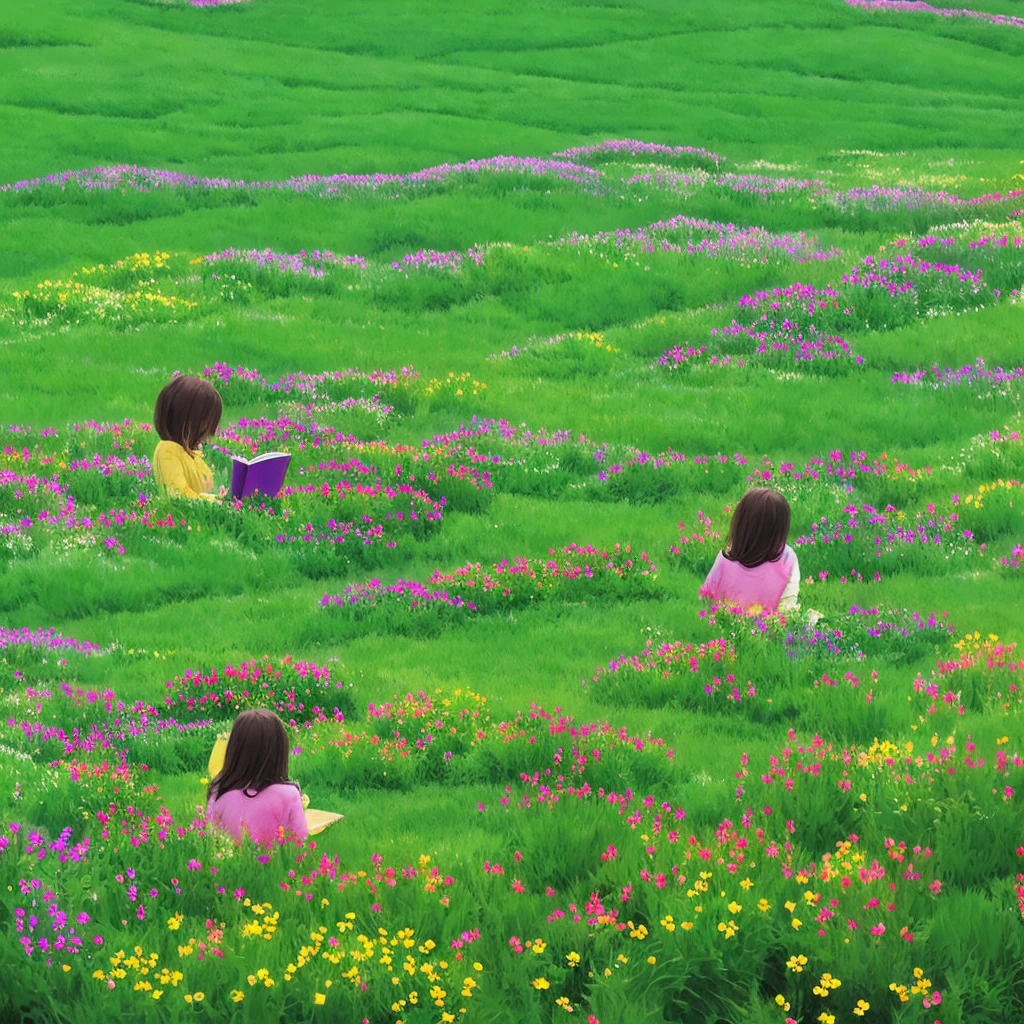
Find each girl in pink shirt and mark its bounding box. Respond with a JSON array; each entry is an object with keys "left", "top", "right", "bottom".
[
  {"left": 206, "top": 709, "right": 308, "bottom": 847},
  {"left": 702, "top": 488, "right": 800, "bottom": 614}
]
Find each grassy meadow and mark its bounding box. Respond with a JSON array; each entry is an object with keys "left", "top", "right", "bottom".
[{"left": 1, "top": 0, "right": 1023, "bottom": 1022}]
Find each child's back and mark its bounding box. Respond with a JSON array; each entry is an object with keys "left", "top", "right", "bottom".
[
  {"left": 703, "top": 543, "right": 799, "bottom": 613},
  {"left": 207, "top": 783, "right": 308, "bottom": 846},
  {"left": 153, "top": 440, "right": 214, "bottom": 499}
]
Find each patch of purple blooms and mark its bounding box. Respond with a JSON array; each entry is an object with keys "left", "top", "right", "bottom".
[
  {"left": 0, "top": 626, "right": 104, "bottom": 657},
  {"left": 712, "top": 316, "right": 858, "bottom": 365},
  {"left": 553, "top": 139, "right": 724, "bottom": 168},
  {"left": 655, "top": 345, "right": 745, "bottom": 369},
  {"left": 710, "top": 245, "right": 1006, "bottom": 365},
  {"left": 202, "top": 248, "right": 366, "bottom": 276},
  {"left": 844, "top": 0, "right": 1024, "bottom": 29},
  {"left": 792, "top": 504, "right": 980, "bottom": 567},
  {"left": 202, "top": 362, "right": 418, "bottom": 394},
  {"left": 417, "top": 417, "right": 593, "bottom": 454},
  {"left": 846, "top": 605, "right": 956, "bottom": 639},
  {"left": 1, "top": 156, "right": 601, "bottom": 195},
  {"left": 320, "top": 579, "right": 476, "bottom": 612},
  {"left": 843, "top": 252, "right": 984, "bottom": 292},
  {"left": 891, "top": 359, "right": 1024, "bottom": 387},
  {"left": 631, "top": 167, "right": 1024, "bottom": 211},
  {"left": 390, "top": 248, "right": 485, "bottom": 273},
  {"left": 559, "top": 213, "right": 840, "bottom": 264}
]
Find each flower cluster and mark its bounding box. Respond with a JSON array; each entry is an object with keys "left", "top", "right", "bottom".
[
  {"left": 488, "top": 331, "right": 617, "bottom": 361},
  {"left": 558, "top": 212, "right": 841, "bottom": 265},
  {"left": 2, "top": 154, "right": 602, "bottom": 196},
  {"left": 552, "top": 139, "right": 725, "bottom": 168},
  {"left": 584, "top": 636, "right": 737, "bottom": 708},
  {"left": 844, "top": 0, "right": 1024, "bottom": 30},
  {"left": 198, "top": 248, "right": 367, "bottom": 277},
  {"left": 322, "top": 543, "right": 658, "bottom": 622},
  {"left": 655, "top": 345, "right": 745, "bottom": 370},
  {"left": 891, "top": 357, "right": 1024, "bottom": 392}
]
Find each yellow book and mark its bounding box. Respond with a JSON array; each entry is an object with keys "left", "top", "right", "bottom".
[{"left": 207, "top": 734, "right": 342, "bottom": 836}]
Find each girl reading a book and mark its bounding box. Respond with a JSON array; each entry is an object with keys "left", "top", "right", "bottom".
[
  {"left": 701, "top": 488, "right": 801, "bottom": 614},
  {"left": 152, "top": 374, "right": 223, "bottom": 500},
  {"left": 206, "top": 709, "right": 309, "bottom": 846}
]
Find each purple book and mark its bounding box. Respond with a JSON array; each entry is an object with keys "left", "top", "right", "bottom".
[{"left": 230, "top": 451, "right": 292, "bottom": 500}]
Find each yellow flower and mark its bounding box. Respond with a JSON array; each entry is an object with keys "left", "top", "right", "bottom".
[
  {"left": 231, "top": 990, "right": 244, "bottom": 1003},
  {"left": 791, "top": 918, "right": 803, "bottom": 930},
  {"left": 647, "top": 956, "right": 656, "bottom": 965},
  {"left": 473, "top": 962, "right": 483, "bottom": 971},
  {"left": 757, "top": 898, "right": 771, "bottom": 913},
  {"left": 314, "top": 992, "right": 326, "bottom": 1005},
  {"left": 853, "top": 1000, "right": 870, "bottom": 1016},
  {"left": 566, "top": 952, "right": 581, "bottom": 966},
  {"left": 784, "top": 900, "right": 796, "bottom": 913},
  {"left": 727, "top": 901, "right": 742, "bottom": 915},
  {"left": 531, "top": 977, "right": 550, "bottom": 990},
  {"left": 194, "top": 993, "right": 204, "bottom": 1003}
]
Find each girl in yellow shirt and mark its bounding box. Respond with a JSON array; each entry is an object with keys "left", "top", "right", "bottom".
[{"left": 152, "top": 375, "right": 223, "bottom": 500}]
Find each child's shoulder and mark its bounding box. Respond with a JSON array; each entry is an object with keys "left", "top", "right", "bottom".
[
  {"left": 154, "top": 439, "right": 184, "bottom": 456},
  {"left": 263, "top": 782, "right": 302, "bottom": 801}
]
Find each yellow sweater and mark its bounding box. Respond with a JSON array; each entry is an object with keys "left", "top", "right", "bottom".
[{"left": 152, "top": 440, "right": 216, "bottom": 499}]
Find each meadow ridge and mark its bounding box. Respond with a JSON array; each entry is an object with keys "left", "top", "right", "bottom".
[{"left": 1, "top": 1, "right": 1023, "bottom": 1023}]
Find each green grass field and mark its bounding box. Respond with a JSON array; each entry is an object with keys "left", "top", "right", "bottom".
[{"left": 1, "top": 1, "right": 1023, "bottom": 1022}]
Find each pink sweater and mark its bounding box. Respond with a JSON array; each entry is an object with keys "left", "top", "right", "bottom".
[
  {"left": 702, "top": 545, "right": 800, "bottom": 613},
  {"left": 207, "top": 784, "right": 308, "bottom": 846}
]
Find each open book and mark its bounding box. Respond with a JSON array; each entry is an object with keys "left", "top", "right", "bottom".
[
  {"left": 207, "top": 735, "right": 342, "bottom": 836},
  {"left": 230, "top": 451, "right": 292, "bottom": 501}
]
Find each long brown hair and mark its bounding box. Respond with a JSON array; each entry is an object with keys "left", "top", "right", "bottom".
[
  {"left": 208, "top": 709, "right": 296, "bottom": 802},
  {"left": 155, "top": 375, "right": 222, "bottom": 452},
  {"left": 724, "top": 488, "right": 791, "bottom": 568}
]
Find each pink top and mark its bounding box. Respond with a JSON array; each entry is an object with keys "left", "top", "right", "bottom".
[
  {"left": 206, "top": 784, "right": 309, "bottom": 846},
  {"left": 702, "top": 545, "right": 799, "bottom": 613}
]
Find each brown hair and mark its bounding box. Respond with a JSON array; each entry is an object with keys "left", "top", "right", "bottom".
[
  {"left": 155, "top": 375, "right": 222, "bottom": 452},
  {"left": 207, "top": 709, "right": 296, "bottom": 803},
  {"left": 724, "top": 488, "right": 791, "bottom": 568}
]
